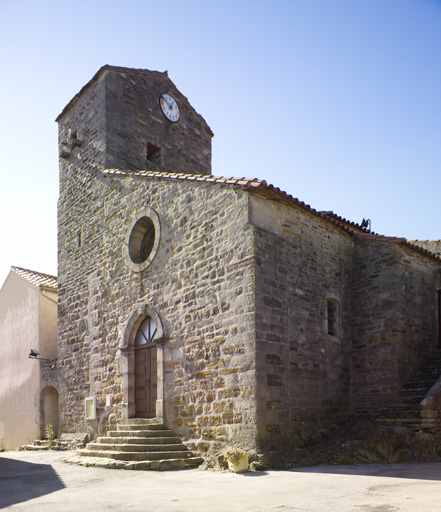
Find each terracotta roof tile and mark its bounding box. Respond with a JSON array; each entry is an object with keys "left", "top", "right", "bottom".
[
  {"left": 12, "top": 266, "right": 58, "bottom": 290},
  {"left": 319, "top": 211, "right": 374, "bottom": 235}
]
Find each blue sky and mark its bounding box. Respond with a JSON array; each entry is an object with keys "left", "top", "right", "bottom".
[{"left": 0, "top": 0, "right": 440, "bottom": 285}]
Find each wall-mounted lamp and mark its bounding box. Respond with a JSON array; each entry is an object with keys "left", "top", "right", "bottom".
[{"left": 28, "top": 349, "right": 51, "bottom": 361}]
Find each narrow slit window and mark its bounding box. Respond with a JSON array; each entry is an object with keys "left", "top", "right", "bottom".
[{"left": 327, "top": 300, "right": 339, "bottom": 337}]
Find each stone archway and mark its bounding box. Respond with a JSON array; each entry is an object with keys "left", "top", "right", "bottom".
[
  {"left": 40, "top": 386, "right": 59, "bottom": 439},
  {"left": 119, "top": 305, "right": 165, "bottom": 421}
]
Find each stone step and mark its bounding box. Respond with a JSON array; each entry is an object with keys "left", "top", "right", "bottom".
[
  {"left": 395, "top": 393, "right": 427, "bottom": 399},
  {"left": 100, "top": 436, "right": 180, "bottom": 445},
  {"left": 383, "top": 405, "right": 423, "bottom": 413},
  {"left": 74, "top": 419, "right": 202, "bottom": 470},
  {"left": 87, "top": 442, "right": 187, "bottom": 453},
  {"left": 382, "top": 404, "right": 422, "bottom": 411},
  {"left": 383, "top": 400, "right": 422, "bottom": 407},
  {"left": 381, "top": 412, "right": 422, "bottom": 420},
  {"left": 108, "top": 429, "right": 175, "bottom": 438},
  {"left": 397, "top": 386, "right": 433, "bottom": 393},
  {"left": 124, "top": 418, "right": 160, "bottom": 425},
  {"left": 404, "top": 378, "right": 441, "bottom": 387},
  {"left": 77, "top": 448, "right": 192, "bottom": 461},
  {"left": 19, "top": 444, "right": 50, "bottom": 451},
  {"left": 379, "top": 419, "right": 441, "bottom": 430},
  {"left": 116, "top": 423, "right": 165, "bottom": 431},
  {"left": 372, "top": 349, "right": 441, "bottom": 434},
  {"left": 64, "top": 453, "right": 204, "bottom": 470},
  {"left": 379, "top": 417, "right": 441, "bottom": 425}
]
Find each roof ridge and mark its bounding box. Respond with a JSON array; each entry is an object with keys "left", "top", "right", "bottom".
[
  {"left": 319, "top": 210, "right": 375, "bottom": 234},
  {"left": 100, "top": 64, "right": 167, "bottom": 77},
  {"left": 103, "top": 169, "right": 266, "bottom": 186},
  {"left": 409, "top": 239, "right": 441, "bottom": 242},
  {"left": 102, "top": 169, "right": 441, "bottom": 263},
  {"left": 56, "top": 65, "right": 168, "bottom": 123},
  {"left": 11, "top": 266, "right": 58, "bottom": 289},
  {"left": 319, "top": 214, "right": 440, "bottom": 260},
  {"left": 56, "top": 65, "right": 213, "bottom": 136}
]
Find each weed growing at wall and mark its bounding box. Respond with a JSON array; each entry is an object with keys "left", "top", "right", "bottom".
[{"left": 45, "top": 423, "right": 56, "bottom": 449}]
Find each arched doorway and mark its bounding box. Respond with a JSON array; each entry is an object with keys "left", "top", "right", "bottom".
[
  {"left": 119, "top": 305, "right": 165, "bottom": 421},
  {"left": 41, "top": 386, "right": 59, "bottom": 438},
  {"left": 134, "top": 316, "right": 158, "bottom": 418}
]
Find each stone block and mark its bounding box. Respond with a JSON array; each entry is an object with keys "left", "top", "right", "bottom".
[{"left": 267, "top": 374, "right": 283, "bottom": 386}]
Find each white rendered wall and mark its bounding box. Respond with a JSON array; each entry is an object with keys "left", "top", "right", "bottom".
[{"left": 0, "top": 271, "right": 56, "bottom": 449}]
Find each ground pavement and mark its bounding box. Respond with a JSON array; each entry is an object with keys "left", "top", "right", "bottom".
[{"left": 1, "top": 450, "right": 441, "bottom": 511}]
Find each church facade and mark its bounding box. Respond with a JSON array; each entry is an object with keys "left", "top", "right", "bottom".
[{"left": 56, "top": 65, "right": 441, "bottom": 456}]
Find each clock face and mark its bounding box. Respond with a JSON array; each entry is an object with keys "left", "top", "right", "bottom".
[{"left": 159, "top": 93, "right": 180, "bottom": 122}]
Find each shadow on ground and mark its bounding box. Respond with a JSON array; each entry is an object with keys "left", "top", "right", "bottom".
[
  {"left": 0, "top": 456, "right": 65, "bottom": 508},
  {"left": 289, "top": 462, "right": 441, "bottom": 481}
]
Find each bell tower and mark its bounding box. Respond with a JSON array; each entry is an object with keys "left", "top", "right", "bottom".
[
  {"left": 55, "top": 66, "right": 213, "bottom": 435},
  {"left": 56, "top": 65, "right": 213, "bottom": 193}
]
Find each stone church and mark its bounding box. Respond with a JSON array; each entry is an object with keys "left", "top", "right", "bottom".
[{"left": 56, "top": 65, "right": 441, "bottom": 458}]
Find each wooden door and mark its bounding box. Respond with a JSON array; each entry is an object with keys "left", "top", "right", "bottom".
[{"left": 135, "top": 343, "right": 157, "bottom": 417}]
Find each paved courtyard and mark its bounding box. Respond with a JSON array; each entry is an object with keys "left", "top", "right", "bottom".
[{"left": 1, "top": 450, "right": 441, "bottom": 511}]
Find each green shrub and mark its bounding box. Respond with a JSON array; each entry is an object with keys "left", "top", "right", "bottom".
[{"left": 45, "top": 423, "right": 56, "bottom": 449}]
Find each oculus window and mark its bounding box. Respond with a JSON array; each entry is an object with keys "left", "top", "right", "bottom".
[
  {"left": 124, "top": 207, "right": 161, "bottom": 272},
  {"left": 129, "top": 217, "right": 155, "bottom": 264}
]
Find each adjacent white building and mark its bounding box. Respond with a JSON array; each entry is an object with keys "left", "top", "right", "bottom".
[{"left": 0, "top": 266, "right": 58, "bottom": 450}]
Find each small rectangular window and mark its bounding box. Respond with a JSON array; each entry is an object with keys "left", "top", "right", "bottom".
[
  {"left": 327, "top": 300, "right": 338, "bottom": 336},
  {"left": 147, "top": 142, "right": 161, "bottom": 165}
]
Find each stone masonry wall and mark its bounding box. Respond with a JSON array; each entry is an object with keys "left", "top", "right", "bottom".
[
  {"left": 57, "top": 73, "right": 104, "bottom": 439},
  {"left": 351, "top": 239, "right": 440, "bottom": 413},
  {"left": 57, "top": 77, "right": 106, "bottom": 200},
  {"left": 394, "top": 245, "right": 440, "bottom": 379},
  {"left": 57, "top": 67, "right": 253, "bottom": 455},
  {"left": 105, "top": 70, "right": 212, "bottom": 175},
  {"left": 57, "top": 66, "right": 441, "bottom": 459},
  {"left": 56, "top": 67, "right": 212, "bottom": 189},
  {"left": 249, "top": 195, "right": 353, "bottom": 449},
  {"left": 58, "top": 170, "right": 258, "bottom": 454}
]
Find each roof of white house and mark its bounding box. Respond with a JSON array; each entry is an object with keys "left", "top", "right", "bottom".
[{"left": 11, "top": 266, "right": 58, "bottom": 290}]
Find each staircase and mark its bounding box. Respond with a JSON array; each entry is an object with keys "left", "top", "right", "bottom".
[
  {"left": 377, "top": 349, "right": 441, "bottom": 433},
  {"left": 76, "top": 419, "right": 203, "bottom": 470},
  {"left": 19, "top": 433, "right": 89, "bottom": 451}
]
